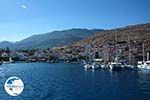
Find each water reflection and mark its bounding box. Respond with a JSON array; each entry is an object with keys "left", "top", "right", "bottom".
[{"left": 137, "top": 71, "right": 150, "bottom": 96}]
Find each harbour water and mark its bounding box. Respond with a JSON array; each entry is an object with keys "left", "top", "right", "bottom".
[{"left": 0, "top": 63, "right": 150, "bottom": 100}]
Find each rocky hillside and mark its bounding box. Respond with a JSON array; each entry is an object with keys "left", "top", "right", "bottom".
[{"left": 73, "top": 23, "right": 150, "bottom": 49}]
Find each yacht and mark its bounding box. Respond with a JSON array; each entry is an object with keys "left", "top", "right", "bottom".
[
  {"left": 109, "top": 33, "right": 124, "bottom": 70},
  {"left": 124, "top": 33, "right": 134, "bottom": 70},
  {"left": 137, "top": 61, "right": 144, "bottom": 69},
  {"left": 137, "top": 42, "right": 150, "bottom": 70},
  {"left": 137, "top": 61, "right": 150, "bottom": 70},
  {"left": 144, "top": 61, "right": 150, "bottom": 69},
  {"left": 109, "top": 62, "right": 124, "bottom": 70}
]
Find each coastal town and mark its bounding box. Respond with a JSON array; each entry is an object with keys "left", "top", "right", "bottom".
[{"left": 0, "top": 38, "right": 149, "bottom": 65}]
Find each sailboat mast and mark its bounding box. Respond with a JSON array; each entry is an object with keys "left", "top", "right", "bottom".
[
  {"left": 142, "top": 41, "right": 145, "bottom": 62},
  {"left": 115, "top": 31, "right": 118, "bottom": 62},
  {"left": 128, "top": 33, "right": 131, "bottom": 65},
  {"left": 147, "top": 52, "right": 149, "bottom": 61}
]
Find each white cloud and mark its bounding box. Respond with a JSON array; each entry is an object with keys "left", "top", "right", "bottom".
[{"left": 21, "top": 5, "right": 27, "bottom": 9}]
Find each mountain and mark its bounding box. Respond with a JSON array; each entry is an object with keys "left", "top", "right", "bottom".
[
  {"left": 73, "top": 23, "right": 150, "bottom": 49},
  {"left": 0, "top": 41, "right": 14, "bottom": 49},
  {"left": 1, "top": 23, "right": 149, "bottom": 50},
  {"left": 0, "top": 29, "right": 104, "bottom": 49}
]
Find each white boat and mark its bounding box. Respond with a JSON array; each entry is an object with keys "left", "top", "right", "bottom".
[
  {"left": 144, "top": 61, "right": 150, "bottom": 69},
  {"left": 9, "top": 57, "right": 14, "bottom": 63},
  {"left": 101, "top": 63, "right": 109, "bottom": 69},
  {"left": 124, "top": 33, "right": 134, "bottom": 70},
  {"left": 109, "top": 62, "right": 124, "bottom": 70},
  {"left": 91, "top": 62, "right": 100, "bottom": 69},
  {"left": 137, "top": 42, "right": 150, "bottom": 70},
  {"left": 137, "top": 61, "right": 144, "bottom": 69},
  {"left": 3, "top": 61, "right": 10, "bottom": 64},
  {"left": 3, "top": 57, "right": 14, "bottom": 64},
  {"left": 91, "top": 58, "right": 102, "bottom": 69},
  {"left": 101, "top": 64, "right": 106, "bottom": 69},
  {"left": 109, "top": 33, "right": 124, "bottom": 70},
  {"left": 137, "top": 61, "right": 150, "bottom": 70},
  {"left": 84, "top": 63, "right": 92, "bottom": 69}
]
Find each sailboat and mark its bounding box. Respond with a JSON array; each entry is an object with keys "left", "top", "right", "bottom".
[
  {"left": 137, "top": 52, "right": 150, "bottom": 70},
  {"left": 109, "top": 58, "right": 124, "bottom": 70},
  {"left": 144, "top": 52, "right": 150, "bottom": 69},
  {"left": 137, "top": 41, "right": 150, "bottom": 70},
  {"left": 124, "top": 33, "right": 134, "bottom": 70},
  {"left": 109, "top": 32, "right": 124, "bottom": 70},
  {"left": 83, "top": 44, "right": 92, "bottom": 69}
]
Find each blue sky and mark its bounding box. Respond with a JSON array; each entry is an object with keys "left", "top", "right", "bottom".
[{"left": 0, "top": 0, "right": 150, "bottom": 42}]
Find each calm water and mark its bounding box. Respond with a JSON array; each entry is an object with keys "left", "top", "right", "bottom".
[{"left": 0, "top": 63, "right": 150, "bottom": 100}]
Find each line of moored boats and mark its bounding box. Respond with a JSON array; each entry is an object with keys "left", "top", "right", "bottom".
[
  {"left": 83, "top": 59, "right": 150, "bottom": 71},
  {"left": 84, "top": 34, "right": 150, "bottom": 71}
]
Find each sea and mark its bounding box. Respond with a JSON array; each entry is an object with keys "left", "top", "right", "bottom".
[{"left": 0, "top": 63, "right": 150, "bottom": 100}]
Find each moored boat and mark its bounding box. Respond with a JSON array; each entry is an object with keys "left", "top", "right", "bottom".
[
  {"left": 84, "top": 63, "right": 92, "bottom": 69},
  {"left": 124, "top": 33, "right": 134, "bottom": 70},
  {"left": 137, "top": 61, "right": 150, "bottom": 70},
  {"left": 137, "top": 42, "right": 150, "bottom": 70},
  {"left": 91, "top": 62, "right": 101, "bottom": 69},
  {"left": 109, "top": 62, "right": 124, "bottom": 70},
  {"left": 91, "top": 58, "right": 102, "bottom": 69},
  {"left": 2, "top": 57, "right": 14, "bottom": 64}
]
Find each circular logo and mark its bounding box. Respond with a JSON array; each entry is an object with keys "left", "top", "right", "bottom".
[{"left": 4, "top": 77, "right": 24, "bottom": 96}]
